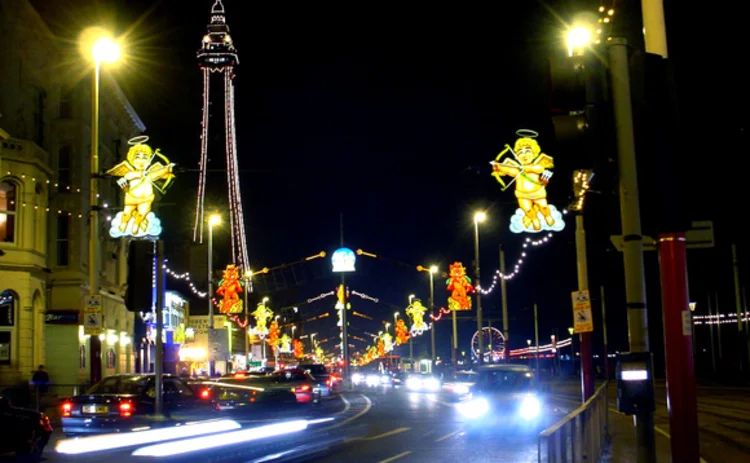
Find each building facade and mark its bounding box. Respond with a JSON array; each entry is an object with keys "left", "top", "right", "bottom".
[{"left": 0, "top": 0, "right": 145, "bottom": 386}]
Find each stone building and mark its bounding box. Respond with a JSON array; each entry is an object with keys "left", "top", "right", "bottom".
[{"left": 0, "top": 0, "right": 145, "bottom": 386}]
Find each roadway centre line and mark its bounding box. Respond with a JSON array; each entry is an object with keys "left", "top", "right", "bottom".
[
  {"left": 378, "top": 450, "right": 412, "bottom": 463},
  {"left": 435, "top": 430, "right": 460, "bottom": 442},
  {"left": 345, "top": 427, "right": 411, "bottom": 443},
  {"left": 324, "top": 393, "right": 373, "bottom": 430}
]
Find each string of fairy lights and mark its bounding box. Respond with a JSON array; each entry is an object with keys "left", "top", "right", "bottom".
[{"left": 594, "top": 3, "right": 617, "bottom": 45}]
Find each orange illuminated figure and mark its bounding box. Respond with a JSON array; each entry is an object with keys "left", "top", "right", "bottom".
[
  {"left": 293, "top": 339, "right": 304, "bottom": 358},
  {"left": 395, "top": 319, "right": 410, "bottom": 345},
  {"left": 216, "top": 264, "right": 243, "bottom": 314},
  {"left": 267, "top": 321, "right": 280, "bottom": 352},
  {"left": 377, "top": 339, "right": 385, "bottom": 357},
  {"left": 446, "top": 262, "right": 474, "bottom": 311},
  {"left": 491, "top": 130, "right": 565, "bottom": 233}
]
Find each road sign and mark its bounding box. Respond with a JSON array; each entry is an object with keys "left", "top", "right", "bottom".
[
  {"left": 83, "top": 295, "right": 103, "bottom": 336},
  {"left": 610, "top": 221, "right": 714, "bottom": 252},
  {"left": 572, "top": 290, "right": 593, "bottom": 333}
]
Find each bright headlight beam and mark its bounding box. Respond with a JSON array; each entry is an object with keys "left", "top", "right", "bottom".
[
  {"left": 457, "top": 397, "right": 489, "bottom": 419},
  {"left": 131, "top": 420, "right": 308, "bottom": 457},
  {"left": 55, "top": 419, "right": 241, "bottom": 454},
  {"left": 520, "top": 395, "right": 541, "bottom": 420}
]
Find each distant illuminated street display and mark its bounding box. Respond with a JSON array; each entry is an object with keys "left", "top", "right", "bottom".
[
  {"left": 446, "top": 262, "right": 473, "bottom": 311},
  {"left": 216, "top": 264, "right": 243, "bottom": 314},
  {"left": 331, "top": 247, "right": 356, "bottom": 272},
  {"left": 491, "top": 130, "right": 565, "bottom": 233},
  {"left": 107, "top": 136, "right": 175, "bottom": 239}
]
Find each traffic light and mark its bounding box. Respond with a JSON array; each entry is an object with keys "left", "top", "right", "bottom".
[{"left": 125, "top": 240, "right": 155, "bottom": 312}]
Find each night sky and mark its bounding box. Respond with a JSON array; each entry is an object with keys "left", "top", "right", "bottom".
[{"left": 32, "top": 0, "right": 748, "bottom": 370}]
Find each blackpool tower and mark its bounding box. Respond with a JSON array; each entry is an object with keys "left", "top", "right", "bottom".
[{"left": 193, "top": 0, "right": 249, "bottom": 270}]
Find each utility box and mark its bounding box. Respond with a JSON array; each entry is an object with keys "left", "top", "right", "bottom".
[{"left": 616, "top": 352, "right": 655, "bottom": 415}]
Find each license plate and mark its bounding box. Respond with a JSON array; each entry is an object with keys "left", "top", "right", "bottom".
[{"left": 83, "top": 404, "right": 109, "bottom": 414}]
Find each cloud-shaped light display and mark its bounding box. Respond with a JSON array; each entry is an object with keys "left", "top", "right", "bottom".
[
  {"left": 109, "top": 211, "right": 162, "bottom": 238},
  {"left": 509, "top": 205, "right": 565, "bottom": 234}
]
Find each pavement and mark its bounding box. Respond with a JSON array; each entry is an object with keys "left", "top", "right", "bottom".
[{"left": 547, "top": 378, "right": 750, "bottom": 463}]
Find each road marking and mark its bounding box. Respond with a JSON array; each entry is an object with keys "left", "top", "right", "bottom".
[
  {"left": 336, "top": 395, "right": 352, "bottom": 415},
  {"left": 424, "top": 395, "right": 454, "bottom": 408},
  {"left": 324, "top": 394, "right": 372, "bottom": 430},
  {"left": 435, "top": 430, "right": 460, "bottom": 442},
  {"left": 365, "top": 427, "right": 410, "bottom": 441},
  {"left": 378, "top": 450, "right": 412, "bottom": 463}
]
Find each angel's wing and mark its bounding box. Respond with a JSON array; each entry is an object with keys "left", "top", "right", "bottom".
[
  {"left": 105, "top": 161, "right": 135, "bottom": 177},
  {"left": 535, "top": 153, "right": 554, "bottom": 169}
]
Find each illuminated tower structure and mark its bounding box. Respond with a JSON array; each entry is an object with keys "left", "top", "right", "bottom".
[{"left": 193, "top": 0, "right": 249, "bottom": 270}]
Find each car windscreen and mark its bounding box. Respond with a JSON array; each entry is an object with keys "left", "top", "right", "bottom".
[
  {"left": 299, "top": 365, "right": 328, "bottom": 375},
  {"left": 478, "top": 370, "right": 534, "bottom": 392},
  {"left": 87, "top": 376, "right": 148, "bottom": 394},
  {"left": 452, "top": 373, "right": 477, "bottom": 382},
  {"left": 270, "top": 372, "right": 311, "bottom": 382}
]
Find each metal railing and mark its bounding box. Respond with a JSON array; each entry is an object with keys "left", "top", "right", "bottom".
[{"left": 538, "top": 381, "right": 609, "bottom": 462}]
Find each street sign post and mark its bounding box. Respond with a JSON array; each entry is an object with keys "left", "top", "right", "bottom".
[
  {"left": 572, "top": 290, "right": 594, "bottom": 333},
  {"left": 83, "top": 295, "right": 103, "bottom": 336}
]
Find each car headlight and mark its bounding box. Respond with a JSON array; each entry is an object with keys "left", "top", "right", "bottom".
[
  {"left": 380, "top": 375, "right": 391, "bottom": 384},
  {"left": 352, "top": 373, "right": 363, "bottom": 384},
  {"left": 406, "top": 377, "right": 422, "bottom": 390},
  {"left": 457, "top": 397, "right": 489, "bottom": 419},
  {"left": 453, "top": 384, "right": 470, "bottom": 395},
  {"left": 519, "top": 395, "right": 541, "bottom": 420},
  {"left": 424, "top": 378, "right": 440, "bottom": 391}
]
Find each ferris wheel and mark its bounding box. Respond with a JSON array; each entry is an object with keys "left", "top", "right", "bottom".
[{"left": 471, "top": 327, "right": 506, "bottom": 361}]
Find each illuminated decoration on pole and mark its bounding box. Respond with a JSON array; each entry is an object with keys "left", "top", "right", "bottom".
[
  {"left": 216, "top": 264, "right": 243, "bottom": 314},
  {"left": 335, "top": 284, "right": 351, "bottom": 327},
  {"left": 193, "top": 0, "right": 250, "bottom": 273},
  {"left": 279, "top": 334, "right": 292, "bottom": 354},
  {"left": 383, "top": 333, "right": 394, "bottom": 352},
  {"left": 292, "top": 339, "right": 304, "bottom": 358},
  {"left": 251, "top": 302, "right": 273, "bottom": 338},
  {"left": 395, "top": 319, "right": 410, "bottom": 345},
  {"left": 406, "top": 299, "right": 429, "bottom": 335},
  {"left": 266, "top": 320, "right": 280, "bottom": 352},
  {"left": 331, "top": 247, "right": 356, "bottom": 272},
  {"left": 446, "top": 262, "right": 473, "bottom": 311},
  {"left": 314, "top": 346, "right": 325, "bottom": 361},
  {"left": 377, "top": 339, "right": 385, "bottom": 357},
  {"left": 490, "top": 129, "right": 565, "bottom": 233},
  {"left": 107, "top": 136, "right": 175, "bottom": 238}
]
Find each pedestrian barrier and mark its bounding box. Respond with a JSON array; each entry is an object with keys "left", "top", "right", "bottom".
[{"left": 538, "top": 381, "right": 609, "bottom": 462}]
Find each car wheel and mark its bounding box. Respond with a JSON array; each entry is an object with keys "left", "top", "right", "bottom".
[{"left": 16, "top": 429, "right": 46, "bottom": 462}]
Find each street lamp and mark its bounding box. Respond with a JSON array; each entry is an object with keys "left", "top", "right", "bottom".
[
  {"left": 474, "top": 211, "right": 486, "bottom": 364},
  {"left": 81, "top": 27, "right": 121, "bottom": 386},
  {"left": 385, "top": 322, "right": 391, "bottom": 332},
  {"left": 407, "top": 295, "right": 415, "bottom": 361},
  {"left": 207, "top": 214, "right": 221, "bottom": 376},
  {"left": 527, "top": 339, "right": 532, "bottom": 367},
  {"left": 566, "top": 26, "right": 592, "bottom": 57},
  {"left": 429, "top": 266, "right": 438, "bottom": 363}
]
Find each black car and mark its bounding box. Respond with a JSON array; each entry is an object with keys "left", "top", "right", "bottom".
[
  {"left": 295, "top": 364, "right": 339, "bottom": 398},
  {"left": 0, "top": 395, "right": 53, "bottom": 461},
  {"left": 61, "top": 374, "right": 212, "bottom": 436}
]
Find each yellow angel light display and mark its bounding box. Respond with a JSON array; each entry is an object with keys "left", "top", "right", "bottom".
[
  {"left": 382, "top": 332, "right": 394, "bottom": 353},
  {"left": 279, "top": 334, "right": 292, "bottom": 354},
  {"left": 251, "top": 301, "right": 273, "bottom": 338},
  {"left": 491, "top": 130, "right": 565, "bottom": 233},
  {"left": 406, "top": 299, "right": 429, "bottom": 335},
  {"left": 107, "top": 136, "right": 175, "bottom": 238}
]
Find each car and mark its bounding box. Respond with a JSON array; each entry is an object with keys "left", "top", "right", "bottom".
[
  {"left": 268, "top": 369, "right": 320, "bottom": 404},
  {"left": 0, "top": 395, "right": 52, "bottom": 461},
  {"left": 455, "top": 364, "right": 551, "bottom": 433},
  {"left": 60, "top": 374, "right": 212, "bottom": 436},
  {"left": 442, "top": 370, "right": 478, "bottom": 401},
  {"left": 295, "top": 364, "right": 339, "bottom": 398},
  {"left": 405, "top": 373, "right": 442, "bottom": 392},
  {"left": 206, "top": 376, "right": 298, "bottom": 412}
]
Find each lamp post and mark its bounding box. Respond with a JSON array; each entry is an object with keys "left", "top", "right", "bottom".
[
  {"left": 408, "top": 294, "right": 415, "bottom": 363},
  {"left": 84, "top": 30, "right": 120, "bottom": 385},
  {"left": 262, "top": 297, "right": 269, "bottom": 362},
  {"left": 244, "top": 270, "right": 251, "bottom": 368},
  {"left": 207, "top": 214, "right": 221, "bottom": 376},
  {"left": 474, "top": 211, "right": 486, "bottom": 364},
  {"left": 429, "top": 266, "right": 437, "bottom": 363},
  {"left": 527, "top": 339, "right": 532, "bottom": 367}
]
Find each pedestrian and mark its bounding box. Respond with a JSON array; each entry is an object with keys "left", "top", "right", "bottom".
[{"left": 31, "top": 365, "right": 49, "bottom": 395}]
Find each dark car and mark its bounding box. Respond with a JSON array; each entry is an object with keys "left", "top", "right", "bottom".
[
  {"left": 207, "top": 376, "right": 298, "bottom": 412},
  {"left": 0, "top": 395, "right": 53, "bottom": 461},
  {"left": 61, "top": 374, "right": 212, "bottom": 436},
  {"left": 295, "top": 364, "right": 339, "bottom": 398},
  {"left": 455, "top": 364, "right": 553, "bottom": 433},
  {"left": 270, "top": 369, "right": 319, "bottom": 404}
]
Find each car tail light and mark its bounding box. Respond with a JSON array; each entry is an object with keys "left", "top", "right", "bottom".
[
  {"left": 296, "top": 385, "right": 311, "bottom": 392},
  {"left": 41, "top": 414, "right": 53, "bottom": 432},
  {"left": 234, "top": 372, "right": 246, "bottom": 378},
  {"left": 119, "top": 402, "right": 133, "bottom": 417},
  {"left": 200, "top": 389, "right": 211, "bottom": 399},
  {"left": 61, "top": 401, "right": 72, "bottom": 417}
]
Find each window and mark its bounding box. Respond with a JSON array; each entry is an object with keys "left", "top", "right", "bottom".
[
  {"left": 60, "top": 89, "right": 72, "bottom": 119},
  {"left": 56, "top": 215, "right": 70, "bottom": 266},
  {"left": 58, "top": 146, "right": 71, "bottom": 187},
  {"left": 0, "top": 290, "right": 16, "bottom": 327},
  {"left": 0, "top": 181, "right": 17, "bottom": 243},
  {"left": 106, "top": 348, "right": 116, "bottom": 368}
]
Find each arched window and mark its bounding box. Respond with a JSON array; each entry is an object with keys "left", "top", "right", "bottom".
[
  {"left": 0, "top": 289, "right": 16, "bottom": 327},
  {"left": 58, "top": 146, "right": 72, "bottom": 187},
  {"left": 0, "top": 181, "right": 17, "bottom": 243}
]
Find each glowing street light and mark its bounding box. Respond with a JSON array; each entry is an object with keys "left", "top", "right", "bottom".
[
  {"left": 92, "top": 37, "right": 121, "bottom": 63},
  {"left": 474, "top": 211, "right": 487, "bottom": 223},
  {"left": 567, "top": 26, "right": 592, "bottom": 57}
]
